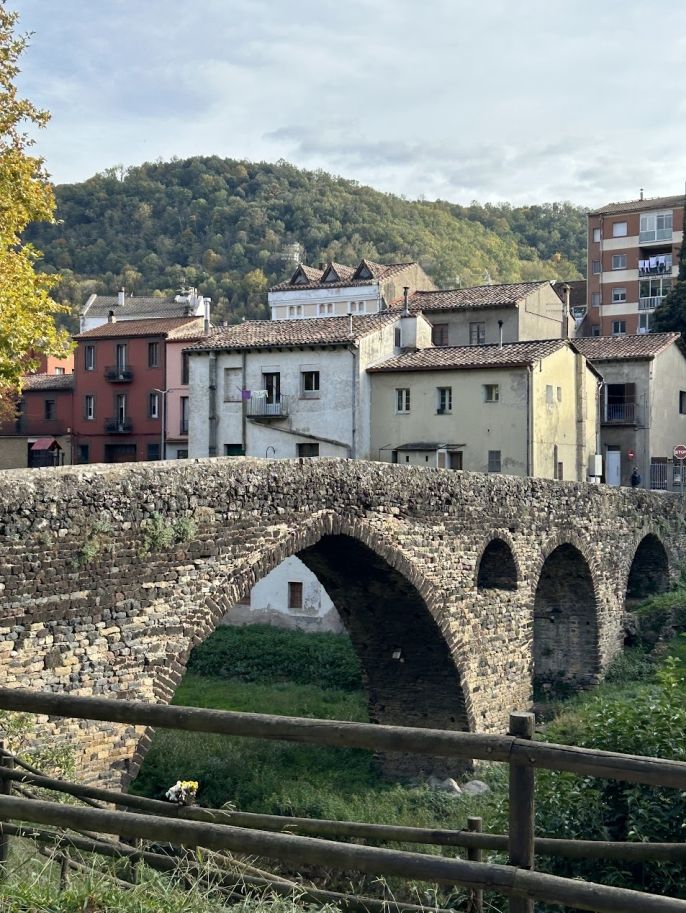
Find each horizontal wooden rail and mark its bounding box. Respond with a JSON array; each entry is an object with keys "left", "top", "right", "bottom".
[
  {"left": 4, "top": 766, "right": 686, "bottom": 863},
  {"left": 1, "top": 687, "right": 686, "bottom": 788},
  {"left": 0, "top": 794, "right": 683, "bottom": 913}
]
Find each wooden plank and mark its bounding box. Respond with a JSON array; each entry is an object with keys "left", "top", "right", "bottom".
[
  {"left": 0, "top": 795, "right": 683, "bottom": 913},
  {"left": 0, "top": 688, "right": 684, "bottom": 788},
  {"left": 0, "top": 742, "right": 13, "bottom": 879},
  {"left": 508, "top": 713, "right": 535, "bottom": 913},
  {"left": 466, "top": 817, "right": 483, "bottom": 913}
]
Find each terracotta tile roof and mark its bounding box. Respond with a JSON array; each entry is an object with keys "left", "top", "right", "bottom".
[
  {"left": 75, "top": 317, "right": 205, "bottom": 339},
  {"left": 572, "top": 333, "right": 682, "bottom": 361},
  {"left": 404, "top": 281, "right": 552, "bottom": 313},
  {"left": 185, "top": 313, "right": 398, "bottom": 352},
  {"left": 82, "top": 294, "right": 200, "bottom": 320},
  {"left": 22, "top": 373, "right": 74, "bottom": 391},
  {"left": 589, "top": 194, "right": 685, "bottom": 216},
  {"left": 269, "top": 260, "right": 418, "bottom": 292},
  {"left": 368, "top": 340, "right": 567, "bottom": 373}
]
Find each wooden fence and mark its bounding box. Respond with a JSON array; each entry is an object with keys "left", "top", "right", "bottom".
[{"left": 0, "top": 687, "right": 684, "bottom": 913}]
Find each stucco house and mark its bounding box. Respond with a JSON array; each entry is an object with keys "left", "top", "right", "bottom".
[
  {"left": 573, "top": 333, "right": 686, "bottom": 490},
  {"left": 186, "top": 311, "right": 433, "bottom": 460},
  {"left": 368, "top": 339, "right": 600, "bottom": 481},
  {"left": 80, "top": 287, "right": 209, "bottom": 333},
  {"left": 404, "top": 281, "right": 575, "bottom": 347},
  {"left": 268, "top": 259, "right": 435, "bottom": 320}
]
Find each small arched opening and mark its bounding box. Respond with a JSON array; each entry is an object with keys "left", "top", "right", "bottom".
[
  {"left": 476, "top": 538, "right": 518, "bottom": 591},
  {"left": 533, "top": 543, "right": 599, "bottom": 689},
  {"left": 626, "top": 534, "right": 669, "bottom": 603}
]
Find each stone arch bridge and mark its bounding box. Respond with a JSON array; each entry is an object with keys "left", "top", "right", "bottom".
[{"left": 0, "top": 459, "right": 682, "bottom": 785}]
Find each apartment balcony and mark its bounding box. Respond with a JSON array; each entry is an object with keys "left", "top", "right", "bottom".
[
  {"left": 105, "top": 417, "right": 133, "bottom": 434},
  {"left": 639, "top": 228, "right": 672, "bottom": 244},
  {"left": 638, "top": 257, "right": 672, "bottom": 277},
  {"left": 246, "top": 395, "right": 289, "bottom": 420},
  {"left": 639, "top": 296, "right": 665, "bottom": 311},
  {"left": 104, "top": 365, "right": 134, "bottom": 383},
  {"left": 602, "top": 403, "right": 637, "bottom": 425}
]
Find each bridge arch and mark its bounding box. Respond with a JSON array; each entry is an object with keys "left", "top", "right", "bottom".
[
  {"left": 129, "top": 511, "right": 474, "bottom": 783},
  {"left": 625, "top": 532, "right": 670, "bottom": 602},
  {"left": 475, "top": 535, "right": 519, "bottom": 591},
  {"left": 532, "top": 536, "right": 600, "bottom": 689}
]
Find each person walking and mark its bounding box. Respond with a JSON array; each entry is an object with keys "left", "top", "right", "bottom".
[{"left": 630, "top": 467, "right": 641, "bottom": 488}]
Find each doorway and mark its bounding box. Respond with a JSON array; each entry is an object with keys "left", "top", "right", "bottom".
[{"left": 606, "top": 447, "right": 621, "bottom": 486}]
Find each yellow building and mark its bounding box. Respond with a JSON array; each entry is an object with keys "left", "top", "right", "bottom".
[{"left": 368, "top": 340, "right": 601, "bottom": 481}]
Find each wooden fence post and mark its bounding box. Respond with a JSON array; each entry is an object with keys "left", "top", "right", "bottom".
[
  {"left": 0, "top": 742, "right": 14, "bottom": 878},
  {"left": 466, "top": 816, "right": 483, "bottom": 913},
  {"left": 508, "top": 712, "right": 535, "bottom": 913}
]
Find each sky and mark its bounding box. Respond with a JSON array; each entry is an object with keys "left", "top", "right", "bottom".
[{"left": 15, "top": 0, "right": 686, "bottom": 207}]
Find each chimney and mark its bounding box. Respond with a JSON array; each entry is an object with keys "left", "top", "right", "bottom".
[
  {"left": 561, "top": 283, "right": 570, "bottom": 339},
  {"left": 498, "top": 319, "right": 504, "bottom": 348},
  {"left": 117, "top": 288, "right": 125, "bottom": 307},
  {"left": 204, "top": 297, "right": 211, "bottom": 335},
  {"left": 318, "top": 262, "right": 325, "bottom": 271},
  {"left": 402, "top": 286, "right": 410, "bottom": 316},
  {"left": 108, "top": 310, "right": 116, "bottom": 324},
  {"left": 640, "top": 188, "right": 644, "bottom": 201}
]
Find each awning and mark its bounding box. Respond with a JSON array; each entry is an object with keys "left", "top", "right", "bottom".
[{"left": 30, "top": 438, "right": 60, "bottom": 451}]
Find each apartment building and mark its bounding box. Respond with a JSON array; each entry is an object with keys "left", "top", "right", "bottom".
[
  {"left": 80, "top": 287, "right": 209, "bottom": 333},
  {"left": 586, "top": 193, "right": 684, "bottom": 336},
  {"left": 268, "top": 259, "right": 435, "bottom": 320}
]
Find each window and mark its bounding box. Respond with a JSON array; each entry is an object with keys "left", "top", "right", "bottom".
[
  {"left": 115, "top": 343, "right": 127, "bottom": 370},
  {"left": 44, "top": 399, "right": 55, "bottom": 420},
  {"left": 147, "top": 443, "right": 160, "bottom": 461},
  {"left": 591, "top": 260, "right": 601, "bottom": 274},
  {"left": 612, "top": 288, "right": 627, "bottom": 303},
  {"left": 297, "top": 442, "right": 319, "bottom": 458},
  {"left": 612, "top": 320, "right": 626, "bottom": 336},
  {"left": 469, "top": 322, "right": 486, "bottom": 345},
  {"left": 546, "top": 384, "right": 554, "bottom": 405},
  {"left": 640, "top": 277, "right": 672, "bottom": 305},
  {"left": 484, "top": 384, "right": 499, "bottom": 403},
  {"left": 591, "top": 325, "right": 600, "bottom": 336},
  {"left": 437, "top": 387, "right": 452, "bottom": 414},
  {"left": 85, "top": 395, "right": 95, "bottom": 420},
  {"left": 85, "top": 345, "right": 95, "bottom": 371},
  {"left": 301, "top": 370, "right": 320, "bottom": 397},
  {"left": 149, "top": 392, "right": 159, "bottom": 419},
  {"left": 223, "top": 367, "right": 242, "bottom": 402},
  {"left": 592, "top": 227, "right": 601, "bottom": 242},
  {"left": 148, "top": 342, "right": 159, "bottom": 368},
  {"left": 612, "top": 221, "right": 628, "bottom": 237},
  {"left": 680, "top": 391, "right": 686, "bottom": 415},
  {"left": 394, "top": 327, "right": 401, "bottom": 347},
  {"left": 288, "top": 581, "right": 303, "bottom": 610},
  {"left": 640, "top": 210, "right": 673, "bottom": 243},
  {"left": 317, "top": 302, "right": 333, "bottom": 315},
  {"left": 180, "top": 396, "right": 189, "bottom": 433},
  {"left": 288, "top": 305, "right": 303, "bottom": 318},
  {"left": 224, "top": 444, "right": 245, "bottom": 456},
  {"left": 638, "top": 312, "right": 651, "bottom": 334},
  {"left": 54, "top": 367, "right": 65, "bottom": 375},
  {"left": 78, "top": 444, "right": 89, "bottom": 464},
  {"left": 181, "top": 352, "right": 190, "bottom": 385},
  {"left": 348, "top": 301, "right": 366, "bottom": 314},
  {"left": 432, "top": 324, "right": 449, "bottom": 346},
  {"left": 591, "top": 292, "right": 601, "bottom": 308},
  {"left": 488, "top": 450, "right": 502, "bottom": 473},
  {"left": 263, "top": 372, "right": 281, "bottom": 404},
  {"left": 556, "top": 386, "right": 562, "bottom": 402},
  {"left": 396, "top": 388, "right": 410, "bottom": 413},
  {"left": 116, "top": 393, "right": 127, "bottom": 421},
  {"left": 611, "top": 254, "right": 627, "bottom": 270},
  {"left": 176, "top": 449, "right": 189, "bottom": 459}
]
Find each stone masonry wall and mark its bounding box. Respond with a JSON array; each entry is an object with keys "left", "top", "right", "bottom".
[{"left": 0, "top": 458, "right": 683, "bottom": 786}]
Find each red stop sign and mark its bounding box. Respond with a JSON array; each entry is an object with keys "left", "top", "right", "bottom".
[{"left": 674, "top": 444, "right": 686, "bottom": 461}]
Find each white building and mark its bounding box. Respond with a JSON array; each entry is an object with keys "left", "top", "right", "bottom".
[
  {"left": 80, "top": 288, "right": 209, "bottom": 333},
  {"left": 268, "top": 260, "right": 435, "bottom": 320},
  {"left": 221, "top": 555, "right": 343, "bottom": 633},
  {"left": 186, "top": 312, "right": 432, "bottom": 460}
]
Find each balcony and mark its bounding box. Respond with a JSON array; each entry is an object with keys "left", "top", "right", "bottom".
[
  {"left": 639, "top": 228, "right": 672, "bottom": 244},
  {"left": 246, "top": 395, "right": 289, "bottom": 420},
  {"left": 104, "top": 365, "right": 134, "bottom": 383},
  {"left": 639, "top": 257, "right": 672, "bottom": 277},
  {"left": 105, "top": 417, "right": 133, "bottom": 434},
  {"left": 602, "top": 402, "right": 637, "bottom": 425},
  {"left": 639, "top": 296, "right": 664, "bottom": 311}
]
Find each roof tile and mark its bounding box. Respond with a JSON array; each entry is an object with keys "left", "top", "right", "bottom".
[
  {"left": 589, "top": 194, "right": 685, "bottom": 216},
  {"left": 269, "top": 261, "right": 419, "bottom": 292},
  {"left": 82, "top": 294, "right": 201, "bottom": 320},
  {"left": 75, "top": 317, "right": 205, "bottom": 339},
  {"left": 22, "top": 373, "right": 74, "bottom": 391},
  {"left": 572, "top": 333, "right": 681, "bottom": 361},
  {"left": 405, "top": 281, "right": 552, "bottom": 312},
  {"left": 368, "top": 340, "right": 567, "bottom": 373}
]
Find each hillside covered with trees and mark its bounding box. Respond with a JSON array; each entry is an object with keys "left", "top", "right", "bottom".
[{"left": 26, "top": 156, "right": 588, "bottom": 326}]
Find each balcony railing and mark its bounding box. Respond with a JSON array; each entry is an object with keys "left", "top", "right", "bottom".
[
  {"left": 639, "top": 296, "right": 664, "bottom": 311},
  {"left": 638, "top": 258, "right": 672, "bottom": 276},
  {"left": 104, "top": 365, "right": 134, "bottom": 382},
  {"left": 603, "top": 402, "right": 637, "bottom": 424},
  {"left": 246, "top": 395, "right": 289, "bottom": 420},
  {"left": 105, "top": 418, "right": 133, "bottom": 434}
]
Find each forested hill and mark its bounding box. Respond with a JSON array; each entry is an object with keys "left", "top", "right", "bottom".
[{"left": 26, "top": 156, "right": 588, "bottom": 326}]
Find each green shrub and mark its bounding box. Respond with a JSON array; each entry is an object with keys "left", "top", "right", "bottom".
[
  {"left": 631, "top": 588, "right": 686, "bottom": 646},
  {"left": 187, "top": 624, "right": 363, "bottom": 692},
  {"left": 604, "top": 646, "right": 655, "bottom": 684}
]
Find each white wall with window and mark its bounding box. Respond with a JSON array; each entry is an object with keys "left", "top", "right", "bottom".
[{"left": 219, "top": 555, "right": 343, "bottom": 633}]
